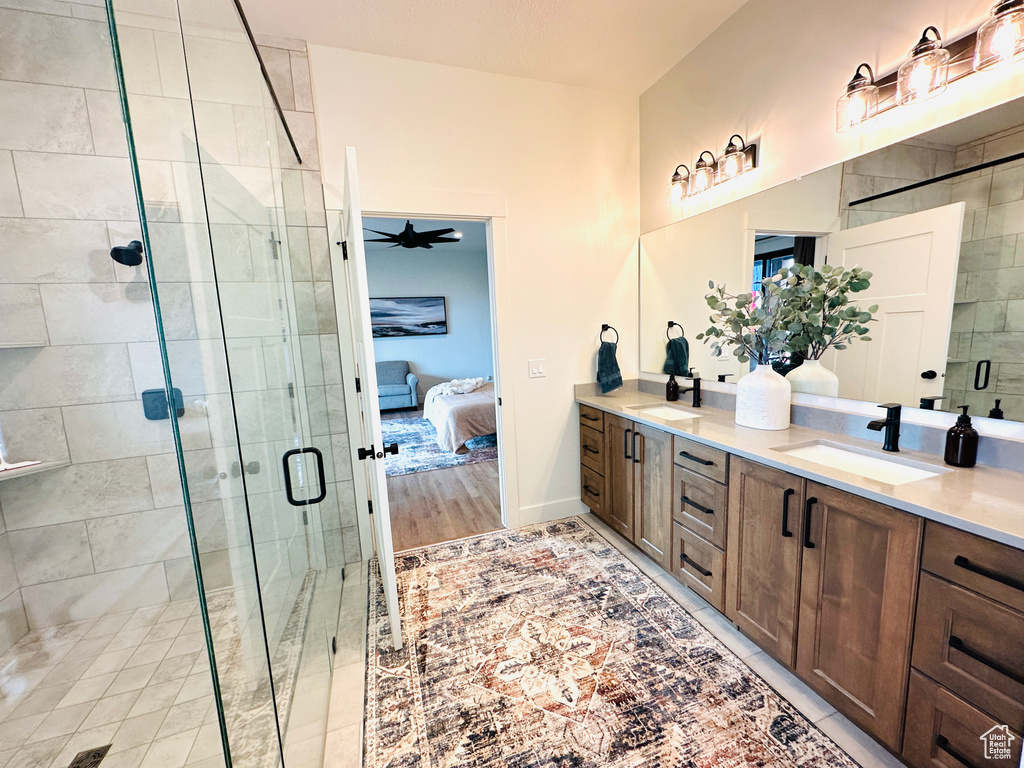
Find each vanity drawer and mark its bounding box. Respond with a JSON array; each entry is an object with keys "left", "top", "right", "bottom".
[
  {"left": 580, "top": 465, "right": 605, "bottom": 516},
  {"left": 912, "top": 572, "right": 1024, "bottom": 731},
  {"left": 921, "top": 521, "right": 1024, "bottom": 614},
  {"left": 673, "top": 437, "right": 729, "bottom": 484},
  {"left": 671, "top": 521, "right": 725, "bottom": 612},
  {"left": 580, "top": 425, "right": 605, "bottom": 474},
  {"left": 673, "top": 465, "right": 728, "bottom": 549},
  {"left": 579, "top": 404, "right": 605, "bottom": 432},
  {"left": 903, "top": 669, "right": 1022, "bottom": 768}
]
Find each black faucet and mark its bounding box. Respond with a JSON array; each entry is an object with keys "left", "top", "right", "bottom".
[
  {"left": 867, "top": 403, "right": 902, "bottom": 452},
  {"left": 680, "top": 375, "right": 701, "bottom": 408}
]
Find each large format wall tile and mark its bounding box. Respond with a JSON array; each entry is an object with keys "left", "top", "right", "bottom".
[
  {"left": 13, "top": 152, "right": 137, "bottom": 220},
  {"left": 62, "top": 400, "right": 211, "bottom": 463},
  {"left": 0, "top": 219, "right": 114, "bottom": 283},
  {"left": 20, "top": 563, "right": 169, "bottom": 628},
  {"left": 0, "top": 590, "right": 28, "bottom": 657},
  {"left": 8, "top": 522, "right": 94, "bottom": 586},
  {"left": 0, "top": 458, "right": 155, "bottom": 530},
  {"left": 0, "top": 344, "right": 135, "bottom": 409},
  {"left": 39, "top": 283, "right": 158, "bottom": 344},
  {"left": 85, "top": 89, "right": 129, "bottom": 157},
  {"left": 0, "top": 533, "right": 18, "bottom": 601},
  {"left": 86, "top": 507, "right": 190, "bottom": 571},
  {"left": 0, "top": 81, "right": 93, "bottom": 153},
  {"left": 0, "top": 284, "right": 47, "bottom": 346},
  {"left": 0, "top": 407, "right": 70, "bottom": 464},
  {"left": 0, "top": 151, "right": 22, "bottom": 217},
  {"left": 0, "top": 9, "right": 116, "bottom": 90}
]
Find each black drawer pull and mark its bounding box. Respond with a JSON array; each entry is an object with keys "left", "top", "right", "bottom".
[
  {"left": 681, "top": 495, "right": 713, "bottom": 515},
  {"left": 624, "top": 429, "right": 632, "bottom": 460},
  {"left": 632, "top": 431, "right": 641, "bottom": 464},
  {"left": 803, "top": 497, "right": 817, "bottom": 549},
  {"left": 678, "top": 450, "right": 713, "bottom": 466},
  {"left": 681, "top": 553, "right": 712, "bottom": 577},
  {"left": 781, "top": 488, "right": 795, "bottom": 538},
  {"left": 583, "top": 444, "right": 599, "bottom": 455},
  {"left": 954, "top": 555, "right": 1024, "bottom": 594},
  {"left": 583, "top": 484, "right": 601, "bottom": 499},
  {"left": 581, "top": 413, "right": 601, "bottom": 422},
  {"left": 935, "top": 736, "right": 980, "bottom": 768},
  {"left": 949, "top": 635, "right": 1024, "bottom": 687}
]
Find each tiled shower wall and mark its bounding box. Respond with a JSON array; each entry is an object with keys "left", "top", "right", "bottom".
[
  {"left": 839, "top": 128, "right": 1024, "bottom": 421},
  {"left": 0, "top": 0, "right": 357, "bottom": 654}
]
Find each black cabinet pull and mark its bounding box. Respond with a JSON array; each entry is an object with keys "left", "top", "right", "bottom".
[
  {"left": 624, "top": 429, "right": 632, "bottom": 460},
  {"left": 781, "top": 488, "right": 795, "bottom": 538},
  {"left": 803, "top": 497, "right": 817, "bottom": 549},
  {"left": 681, "top": 495, "right": 713, "bottom": 515},
  {"left": 948, "top": 635, "right": 1024, "bottom": 686},
  {"left": 384, "top": 442, "right": 399, "bottom": 456},
  {"left": 681, "top": 553, "right": 712, "bottom": 577},
  {"left": 282, "top": 447, "right": 327, "bottom": 507},
  {"left": 632, "top": 431, "right": 641, "bottom": 464},
  {"left": 581, "top": 413, "right": 600, "bottom": 422},
  {"left": 935, "top": 736, "right": 980, "bottom": 768},
  {"left": 953, "top": 555, "right": 1024, "bottom": 594},
  {"left": 583, "top": 484, "right": 601, "bottom": 499},
  {"left": 678, "top": 450, "right": 713, "bottom": 466},
  {"left": 583, "top": 444, "right": 599, "bottom": 455}
]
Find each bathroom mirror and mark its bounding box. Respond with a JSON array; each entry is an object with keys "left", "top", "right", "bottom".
[{"left": 640, "top": 95, "right": 1024, "bottom": 424}]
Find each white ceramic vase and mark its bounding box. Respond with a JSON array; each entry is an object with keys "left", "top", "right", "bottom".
[
  {"left": 786, "top": 359, "right": 840, "bottom": 397},
  {"left": 735, "top": 364, "right": 792, "bottom": 430}
]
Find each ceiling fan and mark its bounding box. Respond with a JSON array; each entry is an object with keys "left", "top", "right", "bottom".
[{"left": 364, "top": 220, "right": 463, "bottom": 249}]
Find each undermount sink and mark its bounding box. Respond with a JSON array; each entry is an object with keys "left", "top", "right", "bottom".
[
  {"left": 773, "top": 440, "right": 950, "bottom": 486},
  {"left": 625, "top": 403, "right": 701, "bottom": 422}
]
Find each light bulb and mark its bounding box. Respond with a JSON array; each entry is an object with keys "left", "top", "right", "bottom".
[
  {"left": 453, "top": 231, "right": 463, "bottom": 239},
  {"left": 668, "top": 181, "right": 685, "bottom": 205},
  {"left": 897, "top": 27, "right": 949, "bottom": 105},
  {"left": 835, "top": 64, "right": 879, "bottom": 133}
]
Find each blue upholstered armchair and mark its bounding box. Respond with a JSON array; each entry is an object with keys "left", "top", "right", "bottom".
[{"left": 375, "top": 360, "right": 419, "bottom": 410}]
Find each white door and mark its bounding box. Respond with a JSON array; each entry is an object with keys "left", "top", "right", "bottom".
[
  {"left": 343, "top": 147, "right": 403, "bottom": 650},
  {"left": 825, "top": 203, "right": 964, "bottom": 406}
]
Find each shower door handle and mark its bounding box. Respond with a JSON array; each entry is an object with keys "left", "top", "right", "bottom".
[{"left": 282, "top": 447, "right": 327, "bottom": 507}]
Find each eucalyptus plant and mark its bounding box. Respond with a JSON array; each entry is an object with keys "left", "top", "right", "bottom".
[
  {"left": 772, "top": 263, "right": 877, "bottom": 359},
  {"left": 696, "top": 279, "right": 789, "bottom": 365}
]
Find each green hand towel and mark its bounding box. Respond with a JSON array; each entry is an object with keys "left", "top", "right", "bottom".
[
  {"left": 598, "top": 341, "right": 622, "bottom": 393},
  {"left": 663, "top": 336, "right": 691, "bottom": 377}
]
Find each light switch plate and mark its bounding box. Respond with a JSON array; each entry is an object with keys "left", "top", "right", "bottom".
[{"left": 528, "top": 359, "right": 546, "bottom": 378}]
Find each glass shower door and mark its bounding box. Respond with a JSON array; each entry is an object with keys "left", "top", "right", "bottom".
[{"left": 106, "top": 0, "right": 341, "bottom": 765}]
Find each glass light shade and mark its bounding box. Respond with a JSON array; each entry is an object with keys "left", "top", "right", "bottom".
[
  {"left": 836, "top": 81, "right": 879, "bottom": 132},
  {"left": 975, "top": 3, "right": 1024, "bottom": 70},
  {"left": 667, "top": 165, "right": 689, "bottom": 204},
  {"left": 717, "top": 148, "right": 746, "bottom": 181},
  {"left": 897, "top": 31, "right": 949, "bottom": 105},
  {"left": 690, "top": 154, "right": 716, "bottom": 195}
]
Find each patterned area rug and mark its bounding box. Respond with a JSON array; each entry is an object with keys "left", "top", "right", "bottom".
[
  {"left": 381, "top": 417, "right": 497, "bottom": 476},
  {"left": 365, "top": 519, "right": 860, "bottom": 768}
]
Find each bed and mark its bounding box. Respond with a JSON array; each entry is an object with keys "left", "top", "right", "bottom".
[{"left": 423, "top": 381, "right": 498, "bottom": 453}]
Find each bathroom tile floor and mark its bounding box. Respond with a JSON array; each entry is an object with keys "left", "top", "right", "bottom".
[{"left": 0, "top": 599, "right": 223, "bottom": 768}]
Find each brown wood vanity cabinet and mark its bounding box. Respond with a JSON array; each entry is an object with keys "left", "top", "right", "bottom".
[
  {"left": 902, "top": 522, "right": 1024, "bottom": 768},
  {"left": 578, "top": 404, "right": 608, "bottom": 523},
  {"left": 671, "top": 438, "right": 730, "bottom": 611}
]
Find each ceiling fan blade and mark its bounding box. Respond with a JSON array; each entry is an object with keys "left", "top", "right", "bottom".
[
  {"left": 366, "top": 237, "right": 401, "bottom": 243},
  {"left": 416, "top": 227, "right": 456, "bottom": 238},
  {"left": 365, "top": 228, "right": 401, "bottom": 237},
  {"left": 430, "top": 236, "right": 462, "bottom": 244},
  {"left": 419, "top": 243, "right": 434, "bottom": 249}
]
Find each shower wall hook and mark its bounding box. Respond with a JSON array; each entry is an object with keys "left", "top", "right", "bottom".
[
  {"left": 600, "top": 324, "right": 619, "bottom": 343},
  {"left": 667, "top": 321, "right": 684, "bottom": 339}
]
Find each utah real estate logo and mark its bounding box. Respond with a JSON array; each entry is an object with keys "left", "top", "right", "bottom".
[{"left": 980, "top": 725, "right": 1016, "bottom": 760}]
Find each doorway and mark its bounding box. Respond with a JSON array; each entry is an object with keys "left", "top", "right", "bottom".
[{"left": 363, "top": 216, "right": 504, "bottom": 551}]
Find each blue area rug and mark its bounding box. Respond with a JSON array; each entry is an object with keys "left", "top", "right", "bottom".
[{"left": 381, "top": 417, "right": 497, "bottom": 477}]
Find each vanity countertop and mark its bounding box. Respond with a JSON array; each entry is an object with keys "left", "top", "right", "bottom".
[{"left": 577, "top": 388, "right": 1024, "bottom": 551}]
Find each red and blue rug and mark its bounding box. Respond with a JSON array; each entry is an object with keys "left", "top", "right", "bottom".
[{"left": 380, "top": 417, "right": 497, "bottom": 476}]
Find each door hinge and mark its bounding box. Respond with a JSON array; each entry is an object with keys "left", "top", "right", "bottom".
[
  {"left": 355, "top": 377, "right": 361, "bottom": 393},
  {"left": 341, "top": 240, "right": 349, "bottom": 260},
  {"left": 288, "top": 382, "right": 295, "bottom": 398},
  {"left": 358, "top": 445, "right": 375, "bottom": 461},
  {"left": 368, "top": 500, "right": 373, "bottom": 516}
]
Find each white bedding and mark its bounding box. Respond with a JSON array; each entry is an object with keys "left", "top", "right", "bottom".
[{"left": 423, "top": 382, "right": 497, "bottom": 453}]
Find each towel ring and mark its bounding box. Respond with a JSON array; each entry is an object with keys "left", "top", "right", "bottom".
[
  {"left": 667, "top": 321, "right": 684, "bottom": 340},
  {"left": 600, "top": 324, "right": 619, "bottom": 343}
]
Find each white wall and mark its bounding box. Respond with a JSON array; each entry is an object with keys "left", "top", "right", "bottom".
[
  {"left": 367, "top": 234, "right": 494, "bottom": 397},
  {"left": 309, "top": 46, "right": 639, "bottom": 524},
  {"left": 640, "top": 0, "right": 1024, "bottom": 233}
]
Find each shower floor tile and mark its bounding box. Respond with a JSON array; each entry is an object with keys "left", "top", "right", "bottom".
[{"left": 0, "top": 599, "right": 221, "bottom": 768}]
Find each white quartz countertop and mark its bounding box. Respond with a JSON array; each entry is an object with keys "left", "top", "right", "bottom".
[{"left": 577, "top": 388, "right": 1024, "bottom": 551}]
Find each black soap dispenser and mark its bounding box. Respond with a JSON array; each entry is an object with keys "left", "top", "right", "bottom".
[
  {"left": 989, "top": 399, "right": 1005, "bottom": 420},
  {"left": 944, "top": 405, "right": 978, "bottom": 468},
  {"left": 666, "top": 374, "right": 680, "bottom": 402}
]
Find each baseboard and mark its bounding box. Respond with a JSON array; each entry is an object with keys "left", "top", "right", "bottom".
[{"left": 512, "top": 497, "right": 589, "bottom": 528}]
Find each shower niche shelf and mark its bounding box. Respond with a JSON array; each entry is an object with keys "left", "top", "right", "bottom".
[
  {"left": 0, "top": 341, "right": 47, "bottom": 349},
  {"left": 0, "top": 461, "right": 70, "bottom": 482}
]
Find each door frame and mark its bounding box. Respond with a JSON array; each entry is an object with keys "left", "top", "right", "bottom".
[{"left": 327, "top": 187, "right": 518, "bottom": 560}]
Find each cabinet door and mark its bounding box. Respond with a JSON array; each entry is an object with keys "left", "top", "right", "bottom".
[
  {"left": 796, "top": 481, "right": 923, "bottom": 750},
  {"left": 633, "top": 424, "right": 673, "bottom": 568},
  {"left": 725, "top": 458, "right": 805, "bottom": 668},
  {"left": 603, "top": 413, "right": 635, "bottom": 541}
]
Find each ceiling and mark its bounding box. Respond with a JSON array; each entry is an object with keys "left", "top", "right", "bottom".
[{"left": 242, "top": 0, "right": 749, "bottom": 96}]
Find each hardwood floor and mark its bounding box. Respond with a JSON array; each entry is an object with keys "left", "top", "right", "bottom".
[{"left": 387, "top": 461, "right": 503, "bottom": 551}]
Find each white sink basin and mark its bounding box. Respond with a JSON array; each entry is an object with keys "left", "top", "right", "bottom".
[
  {"left": 625, "top": 404, "right": 701, "bottom": 422},
  {"left": 773, "top": 440, "right": 949, "bottom": 486}
]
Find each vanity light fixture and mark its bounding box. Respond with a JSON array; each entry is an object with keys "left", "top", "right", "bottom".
[
  {"left": 836, "top": 64, "right": 879, "bottom": 132},
  {"left": 667, "top": 164, "right": 690, "bottom": 205},
  {"left": 975, "top": 0, "right": 1024, "bottom": 69},
  {"left": 896, "top": 26, "right": 950, "bottom": 105},
  {"left": 717, "top": 135, "right": 752, "bottom": 181},
  {"left": 690, "top": 151, "right": 718, "bottom": 195}
]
